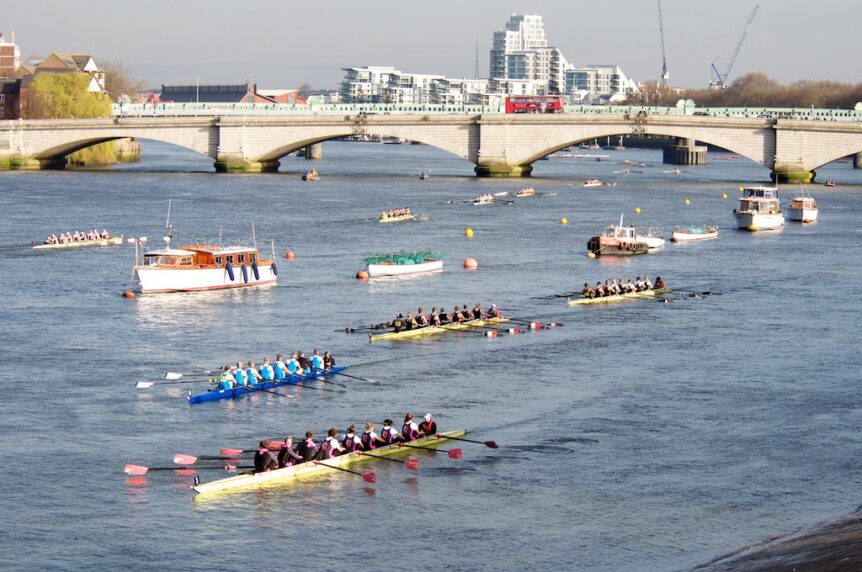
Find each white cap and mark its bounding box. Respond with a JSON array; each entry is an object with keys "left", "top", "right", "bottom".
[{"left": 424, "top": 413, "right": 432, "bottom": 420}]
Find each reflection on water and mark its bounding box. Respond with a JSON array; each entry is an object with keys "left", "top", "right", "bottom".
[
  {"left": 366, "top": 269, "right": 445, "bottom": 293},
  {"left": 134, "top": 285, "right": 277, "bottom": 329}
]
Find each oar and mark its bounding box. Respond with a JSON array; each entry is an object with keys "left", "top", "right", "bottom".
[
  {"left": 438, "top": 434, "right": 498, "bottom": 448},
  {"left": 356, "top": 451, "right": 419, "bottom": 470},
  {"left": 303, "top": 373, "right": 347, "bottom": 389},
  {"left": 214, "top": 383, "right": 296, "bottom": 399},
  {"left": 136, "top": 377, "right": 215, "bottom": 389},
  {"left": 313, "top": 460, "right": 376, "bottom": 483},
  {"left": 165, "top": 370, "right": 216, "bottom": 380},
  {"left": 398, "top": 443, "right": 462, "bottom": 458},
  {"left": 329, "top": 371, "right": 380, "bottom": 384},
  {"left": 338, "top": 324, "right": 385, "bottom": 333},
  {"left": 173, "top": 453, "right": 243, "bottom": 465},
  {"left": 124, "top": 463, "right": 245, "bottom": 475}
]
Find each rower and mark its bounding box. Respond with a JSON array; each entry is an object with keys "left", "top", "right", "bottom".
[
  {"left": 429, "top": 307, "right": 441, "bottom": 326},
  {"left": 233, "top": 361, "right": 248, "bottom": 386},
  {"left": 309, "top": 349, "right": 323, "bottom": 371},
  {"left": 297, "top": 352, "right": 311, "bottom": 374},
  {"left": 416, "top": 307, "right": 429, "bottom": 327},
  {"left": 246, "top": 360, "right": 263, "bottom": 384},
  {"left": 637, "top": 276, "right": 647, "bottom": 291},
  {"left": 654, "top": 276, "right": 665, "bottom": 289},
  {"left": 319, "top": 428, "right": 345, "bottom": 459},
  {"left": 277, "top": 437, "right": 301, "bottom": 468},
  {"left": 401, "top": 413, "right": 420, "bottom": 442},
  {"left": 582, "top": 282, "right": 592, "bottom": 298},
  {"left": 361, "top": 422, "right": 387, "bottom": 450},
  {"left": 405, "top": 312, "right": 418, "bottom": 330},
  {"left": 217, "top": 365, "right": 234, "bottom": 390},
  {"left": 485, "top": 304, "right": 501, "bottom": 318},
  {"left": 101, "top": 229, "right": 109, "bottom": 239},
  {"left": 452, "top": 306, "right": 465, "bottom": 323},
  {"left": 644, "top": 275, "right": 653, "bottom": 290},
  {"left": 285, "top": 352, "right": 301, "bottom": 376},
  {"left": 380, "top": 419, "right": 402, "bottom": 444},
  {"left": 342, "top": 425, "right": 362, "bottom": 452},
  {"left": 297, "top": 432, "right": 318, "bottom": 462},
  {"left": 259, "top": 357, "right": 274, "bottom": 381},
  {"left": 472, "top": 303, "right": 483, "bottom": 319},
  {"left": 254, "top": 441, "right": 278, "bottom": 473},
  {"left": 438, "top": 307, "right": 449, "bottom": 324},
  {"left": 595, "top": 281, "right": 605, "bottom": 297},
  {"left": 419, "top": 413, "right": 437, "bottom": 436},
  {"left": 273, "top": 353, "right": 287, "bottom": 380},
  {"left": 462, "top": 305, "right": 471, "bottom": 320},
  {"left": 323, "top": 351, "right": 335, "bottom": 370},
  {"left": 625, "top": 278, "right": 636, "bottom": 292},
  {"left": 604, "top": 280, "right": 614, "bottom": 295}
]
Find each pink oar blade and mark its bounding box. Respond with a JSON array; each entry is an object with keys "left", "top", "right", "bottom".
[
  {"left": 447, "top": 448, "right": 463, "bottom": 459},
  {"left": 173, "top": 454, "right": 197, "bottom": 465},
  {"left": 124, "top": 464, "right": 149, "bottom": 476},
  {"left": 220, "top": 448, "right": 244, "bottom": 456},
  {"left": 405, "top": 458, "right": 420, "bottom": 471},
  {"left": 362, "top": 471, "right": 376, "bottom": 484}
]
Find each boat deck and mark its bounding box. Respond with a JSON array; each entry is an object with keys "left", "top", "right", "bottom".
[
  {"left": 567, "top": 288, "right": 672, "bottom": 306},
  {"left": 369, "top": 317, "right": 509, "bottom": 341}
]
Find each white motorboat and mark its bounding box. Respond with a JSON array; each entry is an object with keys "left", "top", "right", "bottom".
[
  {"left": 786, "top": 190, "right": 818, "bottom": 223},
  {"left": 733, "top": 186, "right": 784, "bottom": 231}
]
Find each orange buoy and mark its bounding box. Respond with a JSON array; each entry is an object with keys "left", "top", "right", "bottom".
[
  {"left": 121, "top": 290, "right": 136, "bottom": 299},
  {"left": 284, "top": 250, "right": 295, "bottom": 260},
  {"left": 355, "top": 270, "right": 369, "bottom": 280},
  {"left": 463, "top": 258, "right": 478, "bottom": 270}
]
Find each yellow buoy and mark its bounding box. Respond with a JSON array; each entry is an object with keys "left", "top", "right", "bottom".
[
  {"left": 634, "top": 207, "right": 641, "bottom": 214},
  {"left": 586, "top": 251, "right": 596, "bottom": 259},
  {"left": 684, "top": 199, "right": 691, "bottom": 205},
  {"left": 560, "top": 217, "right": 568, "bottom": 225},
  {"left": 464, "top": 228, "right": 474, "bottom": 238},
  {"left": 739, "top": 186, "right": 744, "bottom": 192},
  {"left": 722, "top": 193, "right": 728, "bottom": 199}
]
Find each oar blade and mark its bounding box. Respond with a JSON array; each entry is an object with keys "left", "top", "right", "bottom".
[
  {"left": 405, "top": 458, "right": 420, "bottom": 471},
  {"left": 124, "top": 464, "right": 149, "bottom": 476},
  {"left": 484, "top": 441, "right": 499, "bottom": 449},
  {"left": 447, "top": 448, "right": 463, "bottom": 459},
  {"left": 219, "top": 448, "right": 245, "bottom": 456},
  {"left": 135, "top": 381, "right": 154, "bottom": 389},
  {"left": 173, "top": 454, "right": 197, "bottom": 465},
  {"left": 362, "top": 471, "right": 377, "bottom": 484},
  {"left": 164, "top": 372, "right": 183, "bottom": 380}
]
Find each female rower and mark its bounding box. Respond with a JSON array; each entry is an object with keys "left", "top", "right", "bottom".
[
  {"left": 274, "top": 353, "right": 287, "bottom": 380},
  {"left": 286, "top": 353, "right": 301, "bottom": 375},
  {"left": 644, "top": 275, "right": 653, "bottom": 290},
  {"left": 246, "top": 360, "right": 263, "bottom": 384},
  {"left": 452, "top": 306, "right": 465, "bottom": 323},
  {"left": 323, "top": 351, "right": 335, "bottom": 370},
  {"left": 254, "top": 442, "right": 278, "bottom": 473},
  {"left": 401, "top": 413, "right": 420, "bottom": 442},
  {"left": 416, "top": 307, "right": 429, "bottom": 327},
  {"left": 361, "top": 422, "right": 387, "bottom": 450},
  {"left": 217, "top": 365, "right": 234, "bottom": 390},
  {"left": 233, "top": 361, "right": 248, "bottom": 386},
  {"left": 380, "top": 419, "right": 401, "bottom": 444},
  {"left": 429, "top": 308, "right": 441, "bottom": 327},
  {"left": 419, "top": 413, "right": 437, "bottom": 436},
  {"left": 277, "top": 437, "right": 301, "bottom": 468},
  {"left": 297, "top": 432, "right": 318, "bottom": 462},
  {"left": 310, "top": 349, "right": 324, "bottom": 371},
  {"left": 259, "top": 357, "right": 274, "bottom": 381},
  {"left": 297, "top": 352, "right": 311, "bottom": 373},
  {"left": 405, "top": 312, "right": 418, "bottom": 330},
  {"left": 437, "top": 307, "right": 449, "bottom": 324},
  {"left": 595, "top": 281, "right": 605, "bottom": 297},
  {"left": 319, "top": 428, "right": 345, "bottom": 459},
  {"left": 472, "top": 303, "right": 483, "bottom": 319},
  {"left": 342, "top": 425, "right": 362, "bottom": 452}
]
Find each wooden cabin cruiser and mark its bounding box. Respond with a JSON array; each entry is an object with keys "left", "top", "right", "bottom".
[
  {"left": 733, "top": 186, "right": 784, "bottom": 231},
  {"left": 786, "top": 191, "right": 818, "bottom": 223}
]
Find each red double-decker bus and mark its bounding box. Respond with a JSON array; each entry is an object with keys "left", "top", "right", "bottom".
[{"left": 505, "top": 95, "right": 563, "bottom": 114}]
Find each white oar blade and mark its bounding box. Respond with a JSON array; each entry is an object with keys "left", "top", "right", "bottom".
[
  {"left": 164, "top": 372, "right": 183, "bottom": 380},
  {"left": 135, "top": 381, "right": 154, "bottom": 389}
]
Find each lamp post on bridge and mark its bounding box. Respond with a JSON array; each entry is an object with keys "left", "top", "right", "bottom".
[{"left": 196, "top": 77, "right": 200, "bottom": 103}]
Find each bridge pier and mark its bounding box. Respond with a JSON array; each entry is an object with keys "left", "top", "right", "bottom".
[
  {"left": 304, "top": 143, "right": 322, "bottom": 160},
  {"left": 855, "top": 152, "right": 862, "bottom": 169},
  {"left": 772, "top": 163, "right": 815, "bottom": 184},
  {"left": 214, "top": 153, "right": 280, "bottom": 173},
  {"left": 0, "top": 152, "right": 67, "bottom": 170},
  {"left": 663, "top": 138, "right": 707, "bottom": 165},
  {"left": 474, "top": 160, "right": 532, "bottom": 177}
]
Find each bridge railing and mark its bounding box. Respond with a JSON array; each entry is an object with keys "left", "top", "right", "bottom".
[{"left": 110, "top": 102, "right": 862, "bottom": 122}]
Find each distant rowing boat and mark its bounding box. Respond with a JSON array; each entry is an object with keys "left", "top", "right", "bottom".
[
  {"left": 567, "top": 288, "right": 672, "bottom": 306},
  {"left": 192, "top": 430, "right": 467, "bottom": 495},
  {"left": 369, "top": 317, "right": 509, "bottom": 341},
  {"left": 33, "top": 236, "right": 123, "bottom": 250},
  {"left": 187, "top": 367, "right": 346, "bottom": 404}
]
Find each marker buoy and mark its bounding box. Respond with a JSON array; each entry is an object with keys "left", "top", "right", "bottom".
[
  {"left": 121, "top": 290, "right": 136, "bottom": 299},
  {"left": 587, "top": 252, "right": 596, "bottom": 259},
  {"left": 684, "top": 198, "right": 691, "bottom": 205},
  {"left": 508, "top": 328, "right": 520, "bottom": 335},
  {"left": 463, "top": 258, "right": 478, "bottom": 270},
  {"left": 722, "top": 193, "right": 728, "bottom": 199},
  {"left": 529, "top": 322, "right": 541, "bottom": 330},
  {"left": 284, "top": 250, "right": 295, "bottom": 260},
  {"left": 356, "top": 271, "right": 369, "bottom": 280},
  {"left": 464, "top": 228, "right": 474, "bottom": 238},
  {"left": 484, "top": 330, "right": 497, "bottom": 338},
  {"left": 560, "top": 217, "right": 568, "bottom": 225},
  {"left": 634, "top": 207, "right": 641, "bottom": 214}
]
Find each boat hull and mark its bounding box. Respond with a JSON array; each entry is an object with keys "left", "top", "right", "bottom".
[
  {"left": 136, "top": 262, "right": 277, "bottom": 293},
  {"left": 734, "top": 212, "right": 784, "bottom": 231},
  {"left": 378, "top": 214, "right": 416, "bottom": 223},
  {"left": 567, "top": 288, "right": 672, "bottom": 306},
  {"left": 192, "top": 430, "right": 467, "bottom": 495},
  {"left": 671, "top": 228, "right": 718, "bottom": 242},
  {"left": 786, "top": 208, "right": 818, "bottom": 223},
  {"left": 369, "top": 317, "right": 509, "bottom": 341},
  {"left": 33, "top": 236, "right": 123, "bottom": 250},
  {"left": 587, "top": 237, "right": 648, "bottom": 256},
  {"left": 367, "top": 259, "right": 442, "bottom": 277},
  {"left": 187, "top": 367, "right": 347, "bottom": 404}
]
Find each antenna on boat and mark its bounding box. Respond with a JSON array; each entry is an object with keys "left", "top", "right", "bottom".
[
  {"left": 218, "top": 225, "right": 223, "bottom": 248},
  {"left": 271, "top": 239, "right": 275, "bottom": 261},
  {"left": 619, "top": 212, "right": 624, "bottom": 227},
  {"left": 164, "top": 199, "right": 173, "bottom": 248},
  {"left": 251, "top": 221, "right": 257, "bottom": 250}
]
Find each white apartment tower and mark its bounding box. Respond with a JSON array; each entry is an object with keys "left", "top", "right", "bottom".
[{"left": 490, "top": 14, "right": 568, "bottom": 94}]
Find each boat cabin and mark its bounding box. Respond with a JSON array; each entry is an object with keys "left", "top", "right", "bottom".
[
  {"left": 787, "top": 198, "right": 817, "bottom": 210},
  {"left": 141, "top": 245, "right": 259, "bottom": 268},
  {"left": 602, "top": 225, "right": 637, "bottom": 240},
  {"left": 741, "top": 186, "right": 779, "bottom": 199}
]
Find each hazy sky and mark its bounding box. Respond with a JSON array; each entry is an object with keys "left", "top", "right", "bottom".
[{"left": 4, "top": 0, "right": 860, "bottom": 90}]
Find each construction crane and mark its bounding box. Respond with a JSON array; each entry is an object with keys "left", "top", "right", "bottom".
[
  {"left": 657, "top": 0, "right": 669, "bottom": 87},
  {"left": 710, "top": 4, "right": 759, "bottom": 89}
]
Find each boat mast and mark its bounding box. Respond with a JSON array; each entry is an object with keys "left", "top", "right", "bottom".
[
  {"left": 164, "top": 199, "right": 173, "bottom": 248},
  {"left": 251, "top": 221, "right": 257, "bottom": 250}
]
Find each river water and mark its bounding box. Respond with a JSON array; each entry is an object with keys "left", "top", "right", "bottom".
[{"left": 1, "top": 141, "right": 861, "bottom": 571}]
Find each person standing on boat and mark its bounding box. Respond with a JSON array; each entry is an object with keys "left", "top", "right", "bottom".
[
  {"left": 277, "top": 437, "right": 302, "bottom": 468},
  {"left": 233, "top": 361, "right": 248, "bottom": 386},
  {"left": 323, "top": 351, "right": 335, "bottom": 370},
  {"left": 254, "top": 442, "right": 278, "bottom": 473},
  {"left": 361, "top": 422, "right": 387, "bottom": 450},
  {"left": 297, "top": 432, "right": 318, "bottom": 462},
  {"left": 380, "top": 419, "right": 402, "bottom": 444},
  {"left": 319, "top": 428, "right": 345, "bottom": 459},
  {"left": 402, "top": 413, "right": 420, "bottom": 442},
  {"left": 342, "top": 425, "right": 362, "bottom": 452},
  {"left": 310, "top": 349, "right": 324, "bottom": 371},
  {"left": 419, "top": 413, "right": 437, "bottom": 436}
]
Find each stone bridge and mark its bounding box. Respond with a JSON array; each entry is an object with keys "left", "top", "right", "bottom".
[{"left": 3, "top": 113, "right": 862, "bottom": 182}]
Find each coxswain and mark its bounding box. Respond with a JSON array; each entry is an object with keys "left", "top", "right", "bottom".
[
  {"left": 233, "top": 361, "right": 248, "bottom": 386},
  {"left": 277, "top": 437, "right": 302, "bottom": 468},
  {"left": 472, "top": 303, "right": 483, "bottom": 319},
  {"left": 297, "top": 351, "right": 311, "bottom": 373},
  {"left": 416, "top": 307, "right": 429, "bottom": 327},
  {"left": 644, "top": 275, "right": 653, "bottom": 290},
  {"left": 273, "top": 353, "right": 287, "bottom": 380},
  {"left": 216, "top": 365, "right": 234, "bottom": 390},
  {"left": 246, "top": 360, "right": 263, "bottom": 384},
  {"left": 297, "top": 432, "right": 318, "bottom": 462},
  {"left": 319, "top": 428, "right": 345, "bottom": 459},
  {"left": 259, "top": 357, "right": 274, "bottom": 381},
  {"left": 323, "top": 351, "right": 335, "bottom": 370},
  {"left": 380, "top": 419, "right": 402, "bottom": 444},
  {"left": 485, "top": 304, "right": 501, "bottom": 318},
  {"left": 401, "top": 413, "right": 420, "bottom": 442},
  {"left": 342, "top": 425, "right": 362, "bottom": 452},
  {"left": 361, "top": 422, "right": 387, "bottom": 450},
  {"left": 310, "top": 349, "right": 324, "bottom": 371},
  {"left": 654, "top": 276, "right": 665, "bottom": 289},
  {"left": 391, "top": 313, "right": 405, "bottom": 333},
  {"left": 254, "top": 442, "right": 278, "bottom": 473},
  {"left": 419, "top": 413, "right": 437, "bottom": 436}
]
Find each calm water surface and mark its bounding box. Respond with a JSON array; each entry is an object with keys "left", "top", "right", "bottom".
[{"left": 1, "top": 141, "right": 861, "bottom": 571}]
